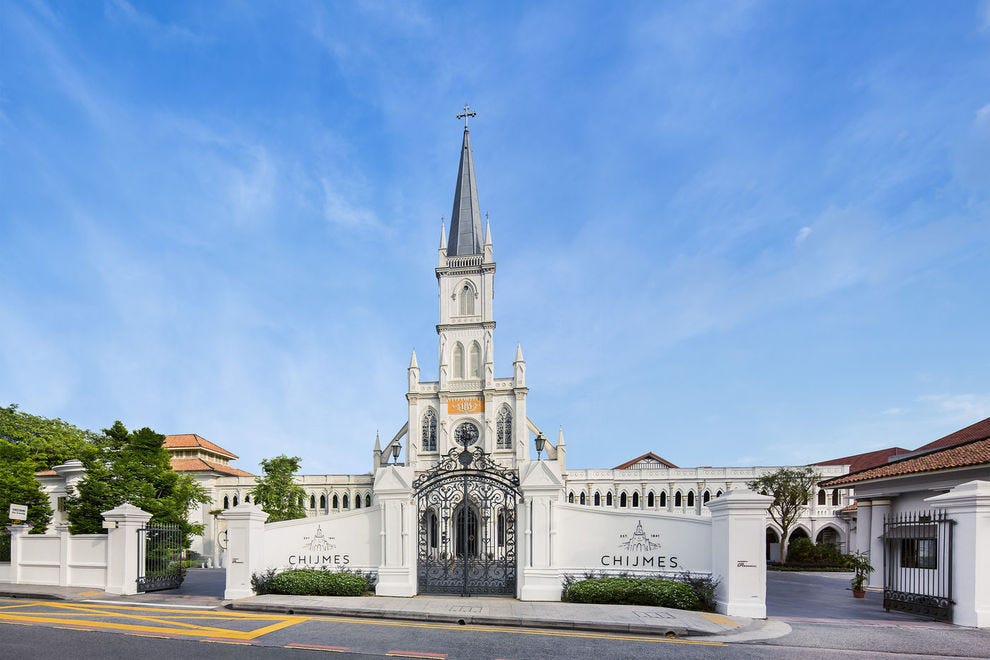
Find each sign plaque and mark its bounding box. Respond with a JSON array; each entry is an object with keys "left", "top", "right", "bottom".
[{"left": 9, "top": 504, "right": 28, "bottom": 521}]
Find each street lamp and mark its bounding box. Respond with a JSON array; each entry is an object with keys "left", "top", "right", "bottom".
[
  {"left": 534, "top": 432, "right": 547, "bottom": 461},
  {"left": 391, "top": 441, "right": 402, "bottom": 465}
]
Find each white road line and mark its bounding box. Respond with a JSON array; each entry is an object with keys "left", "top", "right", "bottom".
[{"left": 80, "top": 600, "right": 219, "bottom": 610}]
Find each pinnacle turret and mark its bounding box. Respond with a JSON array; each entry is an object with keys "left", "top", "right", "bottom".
[{"left": 447, "top": 118, "right": 484, "bottom": 256}]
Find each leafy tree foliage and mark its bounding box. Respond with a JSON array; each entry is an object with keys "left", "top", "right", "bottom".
[
  {"left": 65, "top": 421, "right": 209, "bottom": 544},
  {"left": 0, "top": 403, "right": 97, "bottom": 472},
  {"left": 250, "top": 455, "right": 307, "bottom": 522},
  {"left": 748, "top": 467, "right": 819, "bottom": 563},
  {"left": 0, "top": 439, "right": 53, "bottom": 533}
]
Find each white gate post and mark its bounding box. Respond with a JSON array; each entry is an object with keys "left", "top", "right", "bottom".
[
  {"left": 102, "top": 503, "right": 152, "bottom": 596},
  {"left": 221, "top": 503, "right": 268, "bottom": 600},
  {"left": 374, "top": 465, "right": 417, "bottom": 597},
  {"left": 6, "top": 523, "right": 32, "bottom": 584},
  {"left": 517, "top": 460, "right": 565, "bottom": 601},
  {"left": 707, "top": 488, "right": 773, "bottom": 618},
  {"left": 926, "top": 480, "right": 990, "bottom": 628}
]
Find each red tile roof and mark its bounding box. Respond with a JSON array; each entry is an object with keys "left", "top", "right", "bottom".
[
  {"left": 170, "top": 457, "right": 255, "bottom": 477},
  {"left": 821, "top": 438, "right": 990, "bottom": 487},
  {"left": 34, "top": 469, "right": 57, "bottom": 477},
  {"left": 814, "top": 447, "right": 911, "bottom": 473},
  {"left": 613, "top": 452, "right": 679, "bottom": 470},
  {"left": 164, "top": 434, "right": 238, "bottom": 459},
  {"left": 914, "top": 416, "right": 990, "bottom": 452}
]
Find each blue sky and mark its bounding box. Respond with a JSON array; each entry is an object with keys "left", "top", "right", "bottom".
[{"left": 2, "top": 1, "right": 990, "bottom": 475}]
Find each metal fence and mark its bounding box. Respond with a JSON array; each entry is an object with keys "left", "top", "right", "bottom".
[
  {"left": 883, "top": 509, "right": 954, "bottom": 621},
  {"left": 136, "top": 522, "right": 185, "bottom": 592}
]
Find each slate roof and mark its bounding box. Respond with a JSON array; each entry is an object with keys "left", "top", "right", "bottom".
[
  {"left": 913, "top": 416, "right": 990, "bottom": 452},
  {"left": 613, "top": 451, "right": 679, "bottom": 470},
  {"left": 821, "top": 437, "right": 990, "bottom": 487},
  {"left": 163, "top": 434, "right": 238, "bottom": 459},
  {"left": 813, "top": 446, "right": 911, "bottom": 473},
  {"left": 447, "top": 127, "right": 484, "bottom": 256},
  {"left": 170, "top": 457, "right": 255, "bottom": 477}
]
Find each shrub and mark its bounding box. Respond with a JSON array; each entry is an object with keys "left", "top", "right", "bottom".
[
  {"left": 564, "top": 577, "right": 699, "bottom": 610},
  {"left": 251, "top": 567, "right": 278, "bottom": 595},
  {"left": 265, "top": 568, "right": 369, "bottom": 596},
  {"left": 786, "top": 537, "right": 854, "bottom": 568}
]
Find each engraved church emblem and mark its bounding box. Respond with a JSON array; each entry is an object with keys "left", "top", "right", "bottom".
[
  {"left": 618, "top": 520, "right": 661, "bottom": 552},
  {"left": 305, "top": 525, "right": 335, "bottom": 553}
]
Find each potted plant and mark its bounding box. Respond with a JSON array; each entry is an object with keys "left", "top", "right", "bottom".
[{"left": 848, "top": 551, "right": 874, "bottom": 598}]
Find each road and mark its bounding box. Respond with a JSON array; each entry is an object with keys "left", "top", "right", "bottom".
[{"left": 2, "top": 596, "right": 990, "bottom": 659}]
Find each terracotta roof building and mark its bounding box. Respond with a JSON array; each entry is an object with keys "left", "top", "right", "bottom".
[
  {"left": 813, "top": 446, "right": 911, "bottom": 473},
  {"left": 821, "top": 437, "right": 990, "bottom": 488},
  {"left": 163, "top": 434, "right": 254, "bottom": 477}
]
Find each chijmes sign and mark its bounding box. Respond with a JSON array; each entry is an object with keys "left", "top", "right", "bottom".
[{"left": 9, "top": 504, "right": 28, "bottom": 521}]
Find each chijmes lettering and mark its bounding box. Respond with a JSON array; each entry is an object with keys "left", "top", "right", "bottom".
[
  {"left": 600, "top": 555, "right": 678, "bottom": 568},
  {"left": 287, "top": 554, "right": 351, "bottom": 566}
]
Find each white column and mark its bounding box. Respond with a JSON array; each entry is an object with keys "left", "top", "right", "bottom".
[
  {"left": 56, "top": 523, "right": 70, "bottom": 586},
  {"left": 518, "top": 460, "right": 565, "bottom": 601},
  {"left": 869, "top": 499, "right": 890, "bottom": 589},
  {"left": 373, "top": 465, "right": 417, "bottom": 597},
  {"left": 707, "top": 488, "right": 773, "bottom": 618},
  {"left": 6, "top": 523, "right": 32, "bottom": 583},
  {"left": 102, "top": 503, "right": 153, "bottom": 596},
  {"left": 926, "top": 480, "right": 990, "bottom": 628},
  {"left": 855, "top": 499, "right": 872, "bottom": 557},
  {"left": 220, "top": 503, "right": 268, "bottom": 600}
]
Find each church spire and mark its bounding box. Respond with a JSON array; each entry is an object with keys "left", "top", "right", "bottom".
[{"left": 447, "top": 105, "right": 484, "bottom": 257}]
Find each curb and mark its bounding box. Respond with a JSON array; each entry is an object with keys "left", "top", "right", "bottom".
[
  {"left": 227, "top": 601, "right": 700, "bottom": 637},
  {"left": 0, "top": 591, "right": 68, "bottom": 601}
]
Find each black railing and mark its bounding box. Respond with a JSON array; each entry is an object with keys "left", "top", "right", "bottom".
[
  {"left": 137, "top": 522, "right": 185, "bottom": 592},
  {"left": 883, "top": 509, "right": 954, "bottom": 621}
]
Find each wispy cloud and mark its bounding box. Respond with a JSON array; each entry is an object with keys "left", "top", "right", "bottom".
[{"left": 104, "top": 0, "right": 202, "bottom": 44}]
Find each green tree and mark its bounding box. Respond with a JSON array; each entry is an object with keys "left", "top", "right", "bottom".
[
  {"left": 0, "top": 403, "right": 97, "bottom": 471},
  {"left": 250, "top": 455, "right": 307, "bottom": 522},
  {"left": 748, "top": 467, "right": 819, "bottom": 563},
  {"left": 65, "top": 421, "right": 210, "bottom": 545},
  {"left": 0, "top": 439, "right": 53, "bottom": 533}
]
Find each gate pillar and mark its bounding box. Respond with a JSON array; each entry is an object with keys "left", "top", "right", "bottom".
[
  {"left": 102, "top": 503, "right": 152, "bottom": 596},
  {"left": 221, "top": 503, "right": 268, "bottom": 600},
  {"left": 708, "top": 488, "right": 773, "bottom": 618},
  {"left": 374, "top": 465, "right": 417, "bottom": 597},
  {"left": 927, "top": 480, "right": 990, "bottom": 628},
  {"left": 518, "top": 460, "right": 565, "bottom": 601}
]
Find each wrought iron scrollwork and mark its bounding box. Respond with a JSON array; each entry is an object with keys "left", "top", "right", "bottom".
[{"left": 414, "top": 447, "right": 519, "bottom": 596}]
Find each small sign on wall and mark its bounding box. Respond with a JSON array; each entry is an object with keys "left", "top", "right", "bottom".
[
  {"left": 9, "top": 504, "right": 28, "bottom": 521},
  {"left": 448, "top": 397, "right": 484, "bottom": 414}
]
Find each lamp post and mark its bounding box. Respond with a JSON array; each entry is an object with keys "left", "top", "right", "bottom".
[
  {"left": 391, "top": 442, "right": 402, "bottom": 465},
  {"left": 534, "top": 432, "right": 547, "bottom": 461}
]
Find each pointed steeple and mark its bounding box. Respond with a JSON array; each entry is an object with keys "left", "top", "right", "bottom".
[
  {"left": 409, "top": 350, "right": 419, "bottom": 369},
  {"left": 514, "top": 343, "right": 524, "bottom": 363},
  {"left": 374, "top": 431, "right": 381, "bottom": 453},
  {"left": 447, "top": 115, "right": 484, "bottom": 257},
  {"left": 439, "top": 217, "right": 447, "bottom": 250}
]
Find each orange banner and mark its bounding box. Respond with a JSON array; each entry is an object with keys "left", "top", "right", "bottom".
[{"left": 448, "top": 397, "right": 484, "bottom": 414}]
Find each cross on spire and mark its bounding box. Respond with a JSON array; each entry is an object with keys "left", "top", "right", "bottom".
[{"left": 456, "top": 104, "right": 477, "bottom": 129}]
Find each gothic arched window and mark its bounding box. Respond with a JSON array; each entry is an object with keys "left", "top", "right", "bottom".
[
  {"left": 244, "top": 495, "right": 250, "bottom": 503},
  {"left": 568, "top": 492, "right": 574, "bottom": 503},
  {"left": 606, "top": 492, "right": 613, "bottom": 507},
  {"left": 453, "top": 342, "right": 465, "bottom": 379},
  {"left": 703, "top": 490, "right": 710, "bottom": 504},
  {"left": 687, "top": 491, "right": 695, "bottom": 507},
  {"left": 660, "top": 491, "right": 667, "bottom": 507},
  {"left": 332, "top": 494, "right": 339, "bottom": 509},
  {"left": 422, "top": 408, "right": 438, "bottom": 452},
  {"left": 832, "top": 489, "right": 840, "bottom": 506},
  {"left": 342, "top": 493, "right": 349, "bottom": 509},
  {"left": 674, "top": 491, "right": 681, "bottom": 508},
  {"left": 311, "top": 495, "right": 317, "bottom": 509},
  {"left": 233, "top": 495, "right": 239, "bottom": 507},
  {"left": 619, "top": 492, "right": 627, "bottom": 508},
  {"left": 223, "top": 496, "right": 230, "bottom": 509},
  {"left": 632, "top": 492, "right": 640, "bottom": 508},
  {"left": 594, "top": 492, "right": 601, "bottom": 506},
  {"left": 818, "top": 489, "right": 827, "bottom": 505},
  {"left": 496, "top": 406, "right": 512, "bottom": 449},
  {"left": 647, "top": 492, "right": 655, "bottom": 508},
  {"left": 365, "top": 494, "right": 372, "bottom": 507},
  {"left": 469, "top": 341, "right": 481, "bottom": 378},
  {"left": 459, "top": 283, "right": 475, "bottom": 315},
  {"left": 356, "top": 494, "right": 362, "bottom": 509}
]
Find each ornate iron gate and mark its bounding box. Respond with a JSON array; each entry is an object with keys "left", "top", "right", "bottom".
[
  {"left": 413, "top": 446, "right": 519, "bottom": 596},
  {"left": 883, "top": 509, "right": 954, "bottom": 621},
  {"left": 137, "top": 522, "right": 185, "bottom": 592}
]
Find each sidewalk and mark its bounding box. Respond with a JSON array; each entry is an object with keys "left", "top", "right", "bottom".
[{"left": 229, "top": 593, "right": 752, "bottom": 637}]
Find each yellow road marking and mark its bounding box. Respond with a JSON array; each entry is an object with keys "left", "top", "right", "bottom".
[
  {"left": 77, "top": 591, "right": 104, "bottom": 597},
  {"left": 0, "top": 600, "right": 307, "bottom": 641},
  {"left": 700, "top": 612, "right": 740, "bottom": 628}
]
